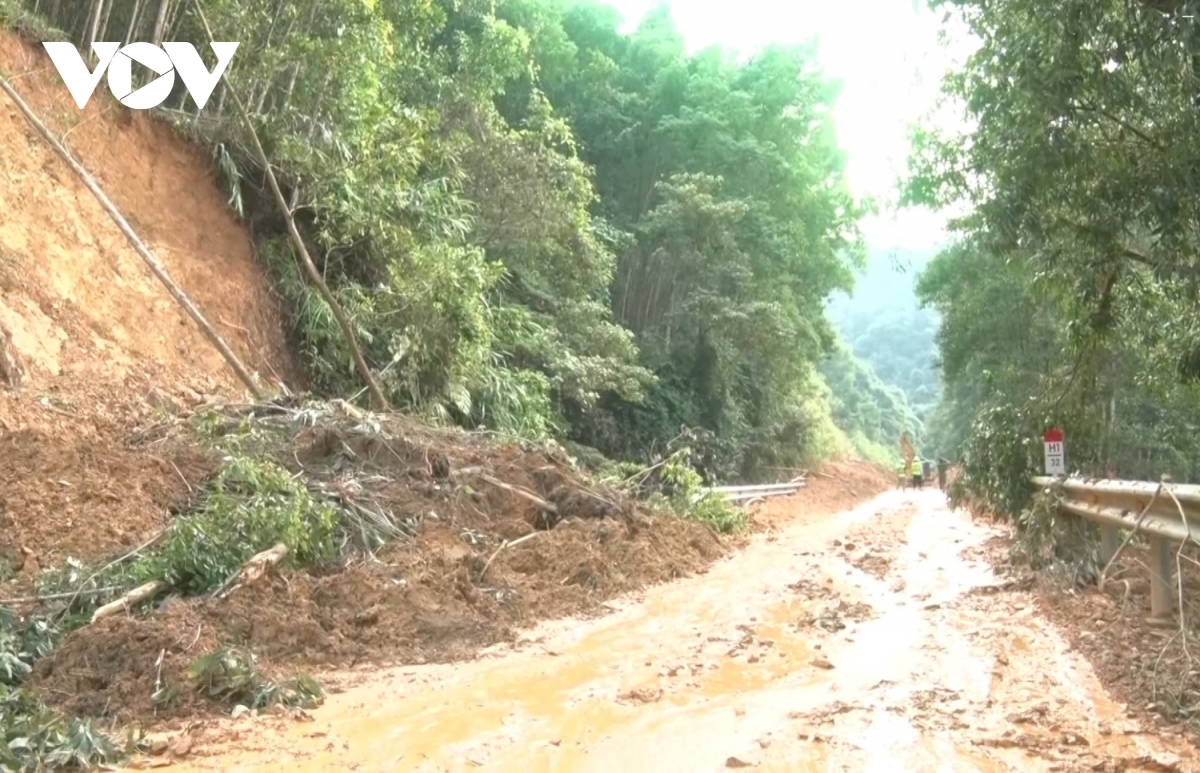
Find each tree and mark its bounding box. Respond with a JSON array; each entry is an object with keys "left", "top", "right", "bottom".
[{"left": 907, "top": 0, "right": 1200, "bottom": 508}]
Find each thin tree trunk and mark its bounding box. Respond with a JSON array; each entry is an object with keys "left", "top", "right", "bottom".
[
  {"left": 0, "top": 74, "right": 266, "bottom": 400},
  {"left": 191, "top": 1, "right": 388, "bottom": 411},
  {"left": 98, "top": 0, "right": 115, "bottom": 42},
  {"left": 123, "top": 0, "right": 143, "bottom": 47},
  {"left": 262, "top": 0, "right": 287, "bottom": 49},
  {"left": 282, "top": 62, "right": 300, "bottom": 109},
  {"left": 150, "top": 0, "right": 169, "bottom": 46},
  {"left": 82, "top": 0, "right": 101, "bottom": 53}
]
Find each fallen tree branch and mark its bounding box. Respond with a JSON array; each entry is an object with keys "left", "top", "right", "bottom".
[
  {"left": 1097, "top": 484, "right": 1160, "bottom": 592},
  {"left": 90, "top": 581, "right": 166, "bottom": 624},
  {"left": 54, "top": 526, "right": 173, "bottom": 622},
  {"left": 0, "top": 73, "right": 265, "bottom": 401},
  {"left": 480, "top": 473, "right": 557, "bottom": 512},
  {"left": 479, "top": 531, "right": 542, "bottom": 580},
  {"left": 209, "top": 542, "right": 288, "bottom": 601},
  {"left": 0, "top": 586, "right": 123, "bottom": 606},
  {"left": 192, "top": 1, "right": 389, "bottom": 412}
]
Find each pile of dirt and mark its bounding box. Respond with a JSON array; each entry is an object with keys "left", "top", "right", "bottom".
[
  {"left": 26, "top": 402, "right": 727, "bottom": 724},
  {"left": 750, "top": 460, "right": 895, "bottom": 531},
  {"left": 0, "top": 29, "right": 298, "bottom": 569}
]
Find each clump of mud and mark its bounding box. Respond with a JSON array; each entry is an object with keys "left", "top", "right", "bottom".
[{"left": 29, "top": 401, "right": 727, "bottom": 723}]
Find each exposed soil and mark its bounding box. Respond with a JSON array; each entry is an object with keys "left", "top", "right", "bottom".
[
  {"left": 750, "top": 460, "right": 896, "bottom": 532},
  {"left": 0, "top": 29, "right": 298, "bottom": 567},
  {"left": 28, "top": 406, "right": 760, "bottom": 725},
  {"left": 973, "top": 526, "right": 1200, "bottom": 746}
]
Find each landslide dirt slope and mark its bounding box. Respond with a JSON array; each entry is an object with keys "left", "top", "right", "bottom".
[{"left": 0, "top": 30, "right": 296, "bottom": 566}]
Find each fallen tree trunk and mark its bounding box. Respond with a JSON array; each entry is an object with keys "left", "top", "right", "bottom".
[
  {"left": 480, "top": 473, "right": 557, "bottom": 512},
  {"left": 91, "top": 581, "right": 166, "bottom": 624},
  {"left": 0, "top": 75, "right": 265, "bottom": 401}
]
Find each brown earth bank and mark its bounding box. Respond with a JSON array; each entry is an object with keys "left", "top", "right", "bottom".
[
  {"left": 0, "top": 27, "right": 299, "bottom": 569},
  {"left": 969, "top": 522, "right": 1200, "bottom": 746},
  {"left": 22, "top": 449, "right": 889, "bottom": 730}
]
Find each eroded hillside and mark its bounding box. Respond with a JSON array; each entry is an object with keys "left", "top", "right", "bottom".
[{"left": 0, "top": 30, "right": 296, "bottom": 566}]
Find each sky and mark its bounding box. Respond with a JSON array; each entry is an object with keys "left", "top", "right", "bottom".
[{"left": 602, "top": 0, "right": 974, "bottom": 252}]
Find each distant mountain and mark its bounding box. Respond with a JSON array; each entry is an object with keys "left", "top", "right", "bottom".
[{"left": 823, "top": 245, "right": 944, "bottom": 454}]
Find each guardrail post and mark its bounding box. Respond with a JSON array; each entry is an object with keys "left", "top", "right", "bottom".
[
  {"left": 1148, "top": 535, "right": 1175, "bottom": 618},
  {"left": 1098, "top": 524, "right": 1119, "bottom": 564}
]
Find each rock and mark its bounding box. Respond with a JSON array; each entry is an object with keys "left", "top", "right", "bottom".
[
  {"left": 145, "top": 735, "right": 170, "bottom": 755},
  {"left": 617, "top": 687, "right": 662, "bottom": 704},
  {"left": 146, "top": 387, "right": 180, "bottom": 413},
  {"left": 167, "top": 734, "right": 193, "bottom": 758},
  {"left": 726, "top": 757, "right": 755, "bottom": 768},
  {"left": 812, "top": 656, "right": 835, "bottom": 670},
  {"left": 231, "top": 704, "right": 252, "bottom": 720}
]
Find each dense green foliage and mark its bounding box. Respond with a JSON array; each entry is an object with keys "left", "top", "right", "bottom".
[
  {"left": 818, "top": 343, "right": 922, "bottom": 464},
  {"left": 5, "top": 0, "right": 877, "bottom": 481},
  {"left": 827, "top": 247, "right": 941, "bottom": 417},
  {"left": 824, "top": 246, "right": 941, "bottom": 461},
  {"left": 907, "top": 0, "right": 1200, "bottom": 514}
]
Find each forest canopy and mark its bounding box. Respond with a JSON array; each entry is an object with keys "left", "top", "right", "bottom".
[
  {"left": 0, "top": 0, "right": 933, "bottom": 481},
  {"left": 906, "top": 0, "right": 1200, "bottom": 513}
]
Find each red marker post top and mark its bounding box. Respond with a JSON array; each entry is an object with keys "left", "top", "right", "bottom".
[{"left": 1043, "top": 427, "right": 1063, "bottom": 443}]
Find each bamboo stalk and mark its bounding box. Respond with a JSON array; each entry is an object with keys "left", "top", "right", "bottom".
[{"left": 91, "top": 581, "right": 166, "bottom": 623}]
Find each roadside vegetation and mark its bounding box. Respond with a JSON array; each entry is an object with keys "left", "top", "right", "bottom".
[
  {"left": 904, "top": 0, "right": 1200, "bottom": 733},
  {"left": 907, "top": 0, "right": 1200, "bottom": 515}
]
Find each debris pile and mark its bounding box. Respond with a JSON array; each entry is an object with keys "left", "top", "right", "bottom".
[{"left": 7, "top": 399, "right": 727, "bottom": 723}]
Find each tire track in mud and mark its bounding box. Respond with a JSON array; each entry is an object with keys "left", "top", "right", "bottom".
[{"left": 137, "top": 491, "right": 1198, "bottom": 773}]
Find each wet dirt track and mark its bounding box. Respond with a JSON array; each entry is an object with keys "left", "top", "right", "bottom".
[{"left": 155, "top": 489, "right": 1199, "bottom": 772}]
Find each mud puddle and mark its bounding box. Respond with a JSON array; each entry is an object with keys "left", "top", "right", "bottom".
[{"left": 140, "top": 490, "right": 1199, "bottom": 772}]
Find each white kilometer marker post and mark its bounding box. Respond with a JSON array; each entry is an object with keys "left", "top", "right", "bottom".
[{"left": 1043, "top": 427, "right": 1065, "bottom": 476}]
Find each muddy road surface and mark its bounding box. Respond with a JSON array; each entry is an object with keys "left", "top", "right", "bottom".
[{"left": 154, "top": 489, "right": 1198, "bottom": 772}]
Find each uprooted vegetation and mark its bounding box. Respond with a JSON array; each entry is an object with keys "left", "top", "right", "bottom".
[{"left": 0, "top": 399, "right": 733, "bottom": 768}]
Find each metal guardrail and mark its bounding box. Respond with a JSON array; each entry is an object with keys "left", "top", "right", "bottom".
[
  {"left": 1032, "top": 475, "right": 1200, "bottom": 617},
  {"left": 703, "top": 477, "right": 807, "bottom": 505}
]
